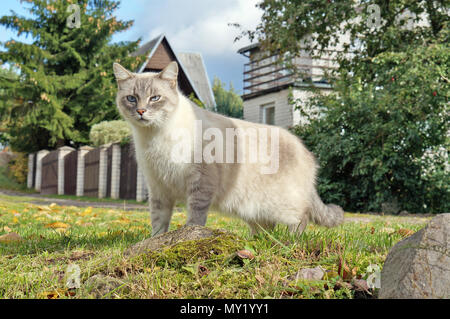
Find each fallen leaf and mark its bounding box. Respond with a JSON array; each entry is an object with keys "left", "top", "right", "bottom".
[
  {"left": 40, "top": 288, "right": 75, "bottom": 299},
  {"left": 12, "top": 217, "right": 19, "bottom": 224},
  {"left": 236, "top": 249, "right": 255, "bottom": 260},
  {"left": 397, "top": 228, "right": 414, "bottom": 237},
  {"left": 338, "top": 259, "right": 352, "bottom": 281},
  {"left": 255, "top": 274, "right": 266, "bottom": 285},
  {"left": 0, "top": 232, "right": 23, "bottom": 244},
  {"left": 352, "top": 278, "right": 370, "bottom": 292},
  {"left": 80, "top": 207, "right": 92, "bottom": 216},
  {"left": 45, "top": 222, "right": 70, "bottom": 229},
  {"left": 3, "top": 226, "right": 12, "bottom": 233}
]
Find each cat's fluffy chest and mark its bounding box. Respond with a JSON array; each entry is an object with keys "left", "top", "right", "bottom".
[{"left": 133, "top": 129, "right": 190, "bottom": 195}]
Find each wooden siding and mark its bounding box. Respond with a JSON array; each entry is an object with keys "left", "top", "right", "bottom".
[
  {"left": 119, "top": 143, "right": 138, "bottom": 200},
  {"left": 83, "top": 148, "right": 100, "bottom": 197},
  {"left": 63, "top": 150, "right": 78, "bottom": 195}
]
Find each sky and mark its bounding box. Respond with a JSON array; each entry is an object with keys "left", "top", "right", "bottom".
[{"left": 0, "top": 0, "right": 263, "bottom": 93}]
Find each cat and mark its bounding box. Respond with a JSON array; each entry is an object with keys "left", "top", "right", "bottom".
[{"left": 113, "top": 61, "right": 344, "bottom": 237}]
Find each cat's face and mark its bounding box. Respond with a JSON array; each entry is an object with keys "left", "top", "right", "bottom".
[{"left": 113, "top": 62, "right": 179, "bottom": 128}]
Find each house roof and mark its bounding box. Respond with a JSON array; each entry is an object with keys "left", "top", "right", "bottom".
[
  {"left": 134, "top": 34, "right": 216, "bottom": 108},
  {"left": 177, "top": 52, "right": 215, "bottom": 109},
  {"left": 237, "top": 43, "right": 260, "bottom": 54}
]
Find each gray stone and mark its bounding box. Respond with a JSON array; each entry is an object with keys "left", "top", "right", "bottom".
[
  {"left": 124, "top": 225, "right": 233, "bottom": 257},
  {"left": 379, "top": 213, "right": 450, "bottom": 299}
]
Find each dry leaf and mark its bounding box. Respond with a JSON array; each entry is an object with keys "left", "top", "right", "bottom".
[
  {"left": 3, "top": 226, "right": 12, "bottom": 233},
  {"left": 80, "top": 207, "right": 92, "bottom": 216},
  {"left": 0, "top": 232, "right": 23, "bottom": 244},
  {"left": 397, "top": 228, "right": 414, "bottom": 237},
  {"left": 45, "top": 222, "right": 70, "bottom": 229},
  {"left": 40, "top": 288, "right": 75, "bottom": 299},
  {"left": 236, "top": 249, "right": 255, "bottom": 260},
  {"left": 352, "top": 278, "right": 370, "bottom": 292},
  {"left": 338, "top": 259, "right": 353, "bottom": 281}
]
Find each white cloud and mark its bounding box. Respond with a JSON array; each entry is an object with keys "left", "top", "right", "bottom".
[{"left": 143, "top": 0, "right": 262, "bottom": 56}]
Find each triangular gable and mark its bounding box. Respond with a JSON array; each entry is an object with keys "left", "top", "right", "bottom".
[{"left": 135, "top": 34, "right": 202, "bottom": 103}]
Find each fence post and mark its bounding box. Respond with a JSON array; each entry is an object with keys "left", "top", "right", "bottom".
[
  {"left": 98, "top": 145, "right": 108, "bottom": 199},
  {"left": 57, "top": 146, "right": 75, "bottom": 195},
  {"left": 110, "top": 143, "right": 121, "bottom": 199},
  {"left": 76, "top": 146, "right": 93, "bottom": 197},
  {"left": 27, "top": 153, "right": 35, "bottom": 189},
  {"left": 136, "top": 167, "right": 148, "bottom": 202},
  {"left": 35, "top": 150, "right": 49, "bottom": 192}
]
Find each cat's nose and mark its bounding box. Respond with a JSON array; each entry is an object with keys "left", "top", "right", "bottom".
[{"left": 136, "top": 109, "right": 146, "bottom": 116}]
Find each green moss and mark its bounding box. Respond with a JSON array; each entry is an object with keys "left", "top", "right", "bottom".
[{"left": 131, "top": 231, "right": 244, "bottom": 268}]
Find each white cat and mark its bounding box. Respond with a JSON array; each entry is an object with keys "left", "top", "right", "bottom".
[{"left": 113, "top": 61, "right": 344, "bottom": 236}]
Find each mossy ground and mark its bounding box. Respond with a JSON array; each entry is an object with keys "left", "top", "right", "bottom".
[{"left": 0, "top": 193, "right": 429, "bottom": 299}]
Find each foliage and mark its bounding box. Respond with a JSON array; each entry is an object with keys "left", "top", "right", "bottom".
[
  {"left": 188, "top": 92, "right": 206, "bottom": 109},
  {"left": 0, "top": 0, "right": 145, "bottom": 153},
  {"left": 212, "top": 77, "right": 243, "bottom": 119},
  {"left": 89, "top": 120, "right": 131, "bottom": 147},
  {"left": 7, "top": 152, "right": 28, "bottom": 185},
  {"left": 245, "top": 0, "right": 449, "bottom": 213}
]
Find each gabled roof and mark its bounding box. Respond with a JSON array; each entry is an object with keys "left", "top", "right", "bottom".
[
  {"left": 134, "top": 34, "right": 216, "bottom": 108},
  {"left": 177, "top": 52, "right": 215, "bottom": 109}
]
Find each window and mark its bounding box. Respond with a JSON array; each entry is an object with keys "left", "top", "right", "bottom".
[{"left": 260, "top": 103, "right": 275, "bottom": 125}]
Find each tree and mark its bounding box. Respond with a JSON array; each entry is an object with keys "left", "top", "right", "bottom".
[
  {"left": 0, "top": 0, "right": 144, "bottom": 152},
  {"left": 245, "top": 1, "right": 449, "bottom": 213},
  {"left": 212, "top": 77, "right": 243, "bottom": 119}
]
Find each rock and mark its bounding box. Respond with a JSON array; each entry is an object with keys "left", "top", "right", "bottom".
[
  {"left": 399, "top": 210, "right": 409, "bottom": 216},
  {"left": 84, "top": 275, "right": 125, "bottom": 298},
  {"left": 124, "top": 225, "right": 243, "bottom": 268},
  {"left": 379, "top": 214, "right": 450, "bottom": 299}
]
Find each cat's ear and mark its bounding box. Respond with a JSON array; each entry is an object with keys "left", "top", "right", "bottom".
[
  {"left": 113, "top": 63, "right": 134, "bottom": 81},
  {"left": 159, "top": 61, "right": 178, "bottom": 88}
]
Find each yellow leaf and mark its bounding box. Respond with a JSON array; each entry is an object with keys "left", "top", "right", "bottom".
[
  {"left": 3, "top": 226, "right": 12, "bottom": 233},
  {"left": 0, "top": 232, "right": 23, "bottom": 244},
  {"left": 12, "top": 217, "right": 19, "bottom": 224},
  {"left": 40, "top": 289, "right": 71, "bottom": 299},
  {"left": 49, "top": 203, "right": 58, "bottom": 209},
  {"left": 45, "top": 222, "right": 70, "bottom": 229},
  {"left": 80, "top": 207, "right": 92, "bottom": 216},
  {"left": 98, "top": 232, "right": 108, "bottom": 237}
]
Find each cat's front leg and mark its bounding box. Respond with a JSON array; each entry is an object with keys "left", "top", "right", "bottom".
[{"left": 150, "top": 197, "right": 174, "bottom": 236}]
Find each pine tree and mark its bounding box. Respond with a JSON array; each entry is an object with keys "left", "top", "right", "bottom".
[{"left": 0, "top": 0, "right": 145, "bottom": 152}]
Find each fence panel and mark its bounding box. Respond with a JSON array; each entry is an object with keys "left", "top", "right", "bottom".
[
  {"left": 40, "top": 151, "right": 59, "bottom": 195},
  {"left": 106, "top": 145, "right": 113, "bottom": 198},
  {"left": 84, "top": 148, "right": 100, "bottom": 197},
  {"left": 119, "top": 143, "right": 137, "bottom": 200},
  {"left": 64, "top": 150, "right": 78, "bottom": 195}
]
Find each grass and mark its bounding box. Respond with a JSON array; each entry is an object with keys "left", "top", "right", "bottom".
[{"left": 0, "top": 193, "right": 429, "bottom": 299}]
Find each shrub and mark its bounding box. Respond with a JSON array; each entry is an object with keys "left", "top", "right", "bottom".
[
  {"left": 7, "top": 152, "right": 28, "bottom": 185},
  {"left": 89, "top": 120, "right": 131, "bottom": 147}
]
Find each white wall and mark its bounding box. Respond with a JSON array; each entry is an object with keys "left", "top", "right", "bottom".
[{"left": 243, "top": 89, "right": 293, "bottom": 128}]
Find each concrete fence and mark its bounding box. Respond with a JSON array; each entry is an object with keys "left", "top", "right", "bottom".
[{"left": 27, "top": 143, "right": 149, "bottom": 202}]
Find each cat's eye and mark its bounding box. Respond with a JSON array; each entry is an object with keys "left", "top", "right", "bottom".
[
  {"left": 150, "top": 95, "right": 161, "bottom": 102},
  {"left": 126, "top": 95, "right": 137, "bottom": 103}
]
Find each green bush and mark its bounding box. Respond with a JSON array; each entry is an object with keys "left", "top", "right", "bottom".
[
  {"left": 89, "top": 120, "right": 131, "bottom": 147},
  {"left": 291, "top": 41, "right": 449, "bottom": 214}
]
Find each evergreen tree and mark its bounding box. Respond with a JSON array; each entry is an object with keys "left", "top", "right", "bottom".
[
  {"left": 212, "top": 77, "right": 243, "bottom": 119},
  {"left": 0, "top": 0, "right": 144, "bottom": 152}
]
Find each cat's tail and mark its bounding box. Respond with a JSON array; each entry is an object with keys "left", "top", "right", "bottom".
[{"left": 308, "top": 189, "right": 344, "bottom": 227}]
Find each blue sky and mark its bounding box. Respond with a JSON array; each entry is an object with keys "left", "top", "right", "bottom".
[{"left": 0, "top": 0, "right": 262, "bottom": 93}]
